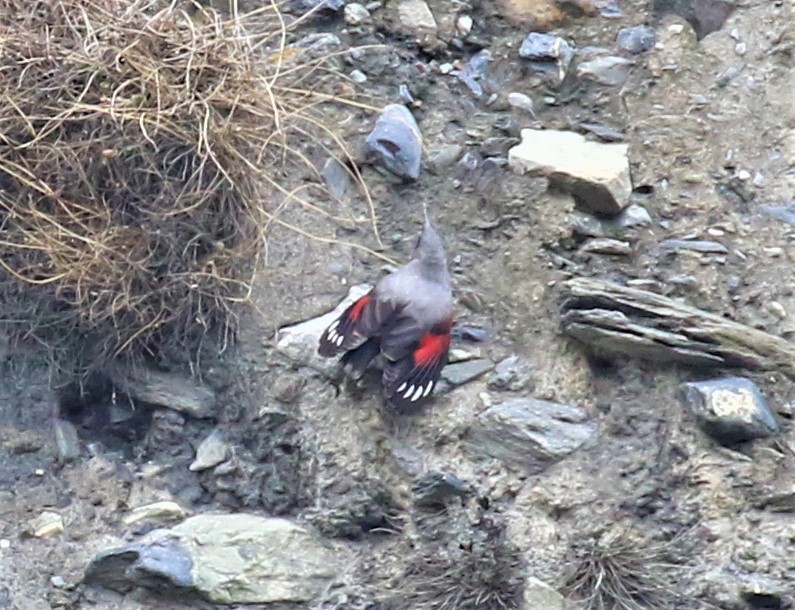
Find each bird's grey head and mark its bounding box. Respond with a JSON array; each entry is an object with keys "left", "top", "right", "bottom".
[{"left": 412, "top": 216, "right": 449, "bottom": 284}]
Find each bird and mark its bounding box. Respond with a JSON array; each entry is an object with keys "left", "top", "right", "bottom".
[{"left": 318, "top": 215, "right": 454, "bottom": 411}]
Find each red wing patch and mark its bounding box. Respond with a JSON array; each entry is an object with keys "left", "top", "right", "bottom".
[
  {"left": 384, "top": 324, "right": 451, "bottom": 410},
  {"left": 318, "top": 294, "right": 372, "bottom": 357}
]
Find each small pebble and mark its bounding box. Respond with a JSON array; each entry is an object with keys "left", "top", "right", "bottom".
[
  {"left": 439, "top": 63, "right": 454, "bottom": 74},
  {"left": 50, "top": 576, "right": 66, "bottom": 588},
  {"left": 0, "top": 539, "right": 10, "bottom": 549},
  {"left": 398, "top": 84, "right": 414, "bottom": 103},
  {"left": 734, "top": 42, "right": 747, "bottom": 56},
  {"left": 752, "top": 172, "right": 764, "bottom": 187},
  {"left": 349, "top": 69, "right": 367, "bottom": 83},
  {"left": 35, "top": 468, "right": 44, "bottom": 476},
  {"left": 456, "top": 14, "right": 473, "bottom": 37},
  {"left": 737, "top": 169, "right": 751, "bottom": 181},
  {"left": 123, "top": 501, "right": 187, "bottom": 525},
  {"left": 344, "top": 2, "right": 371, "bottom": 24},
  {"left": 580, "top": 238, "right": 632, "bottom": 256},
  {"left": 190, "top": 429, "right": 229, "bottom": 472},
  {"left": 507, "top": 92, "right": 535, "bottom": 115},
  {"left": 616, "top": 25, "right": 654, "bottom": 54},
  {"left": 28, "top": 511, "right": 64, "bottom": 538},
  {"left": 768, "top": 302, "right": 787, "bottom": 319}
]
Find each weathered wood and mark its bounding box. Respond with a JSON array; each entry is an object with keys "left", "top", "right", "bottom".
[
  {"left": 560, "top": 277, "right": 795, "bottom": 377},
  {"left": 110, "top": 365, "right": 217, "bottom": 419}
]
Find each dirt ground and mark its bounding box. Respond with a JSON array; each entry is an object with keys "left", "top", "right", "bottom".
[{"left": 1, "top": 0, "right": 794, "bottom": 608}]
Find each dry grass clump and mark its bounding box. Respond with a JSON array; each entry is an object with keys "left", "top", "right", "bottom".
[
  {"left": 380, "top": 507, "right": 525, "bottom": 610},
  {"left": 0, "top": 0, "right": 365, "bottom": 374},
  {"left": 560, "top": 525, "right": 689, "bottom": 610}
]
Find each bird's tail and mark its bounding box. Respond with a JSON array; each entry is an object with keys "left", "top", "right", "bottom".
[{"left": 340, "top": 337, "right": 381, "bottom": 381}]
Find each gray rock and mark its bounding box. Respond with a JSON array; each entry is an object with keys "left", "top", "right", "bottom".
[
  {"left": 442, "top": 358, "right": 495, "bottom": 386},
  {"left": 365, "top": 104, "right": 423, "bottom": 181},
  {"left": 611, "top": 204, "right": 652, "bottom": 228},
  {"left": 123, "top": 501, "right": 187, "bottom": 526},
  {"left": 469, "top": 398, "right": 597, "bottom": 473},
  {"left": 616, "top": 26, "right": 655, "bottom": 54},
  {"left": 397, "top": 0, "right": 437, "bottom": 34},
  {"left": 290, "top": 0, "right": 344, "bottom": 13},
  {"left": 577, "top": 56, "right": 633, "bottom": 87},
  {"left": 85, "top": 540, "right": 195, "bottom": 595},
  {"left": 507, "top": 92, "right": 536, "bottom": 115},
  {"left": 349, "top": 69, "right": 368, "bottom": 83},
  {"left": 660, "top": 239, "right": 728, "bottom": 254},
  {"left": 678, "top": 377, "right": 779, "bottom": 444},
  {"left": 50, "top": 576, "right": 66, "bottom": 588},
  {"left": 426, "top": 144, "right": 464, "bottom": 174},
  {"left": 412, "top": 472, "right": 469, "bottom": 508},
  {"left": 519, "top": 33, "right": 574, "bottom": 85},
  {"left": 480, "top": 137, "right": 520, "bottom": 158},
  {"left": 519, "top": 33, "right": 574, "bottom": 64},
  {"left": 276, "top": 284, "right": 372, "bottom": 366},
  {"left": 488, "top": 357, "right": 534, "bottom": 392},
  {"left": 576, "top": 121, "right": 625, "bottom": 142},
  {"left": 53, "top": 418, "right": 80, "bottom": 462},
  {"left": 189, "top": 429, "right": 229, "bottom": 472},
  {"left": 509, "top": 129, "right": 632, "bottom": 215},
  {"left": 84, "top": 515, "right": 342, "bottom": 604},
  {"left": 457, "top": 49, "right": 491, "bottom": 98},
  {"left": 322, "top": 157, "right": 349, "bottom": 200},
  {"left": 295, "top": 33, "right": 342, "bottom": 56},
  {"left": 762, "top": 204, "right": 795, "bottom": 227},
  {"left": 579, "top": 237, "right": 632, "bottom": 256},
  {"left": 524, "top": 577, "right": 570, "bottom": 610},
  {"left": 344, "top": 2, "right": 371, "bottom": 24}
]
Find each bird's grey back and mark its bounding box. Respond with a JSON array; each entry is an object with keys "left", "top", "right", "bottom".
[{"left": 376, "top": 260, "right": 453, "bottom": 326}]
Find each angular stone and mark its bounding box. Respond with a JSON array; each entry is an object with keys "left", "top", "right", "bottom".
[
  {"left": 524, "top": 577, "right": 570, "bottom": 610},
  {"left": 123, "top": 501, "right": 187, "bottom": 526},
  {"left": 519, "top": 33, "right": 575, "bottom": 85},
  {"left": 577, "top": 56, "right": 633, "bottom": 86},
  {"left": 442, "top": 359, "right": 495, "bottom": 386},
  {"left": 397, "top": 0, "right": 437, "bottom": 34},
  {"left": 660, "top": 239, "right": 728, "bottom": 254},
  {"left": 110, "top": 366, "right": 217, "bottom": 419},
  {"left": 189, "top": 429, "right": 229, "bottom": 472},
  {"left": 678, "top": 377, "right": 779, "bottom": 444},
  {"left": 84, "top": 515, "right": 343, "bottom": 604},
  {"left": 276, "top": 284, "right": 371, "bottom": 365},
  {"left": 412, "top": 472, "right": 470, "bottom": 508},
  {"left": 488, "top": 356, "right": 534, "bottom": 392},
  {"left": 509, "top": 129, "right": 631, "bottom": 214},
  {"left": 579, "top": 237, "right": 632, "bottom": 256},
  {"left": 28, "top": 511, "right": 64, "bottom": 538},
  {"left": 344, "top": 2, "right": 371, "bottom": 25},
  {"left": 365, "top": 104, "right": 423, "bottom": 181},
  {"left": 519, "top": 32, "right": 574, "bottom": 63},
  {"left": 469, "top": 398, "right": 597, "bottom": 473},
  {"left": 616, "top": 25, "right": 655, "bottom": 54}
]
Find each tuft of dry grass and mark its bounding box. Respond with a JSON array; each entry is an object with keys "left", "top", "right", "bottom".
[
  {"left": 560, "top": 525, "right": 690, "bottom": 610},
  {"left": 380, "top": 508, "right": 525, "bottom": 610},
  {"left": 0, "top": 0, "right": 376, "bottom": 376}
]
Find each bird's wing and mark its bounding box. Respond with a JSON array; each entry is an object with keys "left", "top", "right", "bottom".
[
  {"left": 381, "top": 319, "right": 452, "bottom": 410},
  {"left": 318, "top": 290, "right": 404, "bottom": 357}
]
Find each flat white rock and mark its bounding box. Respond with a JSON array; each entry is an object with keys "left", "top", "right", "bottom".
[{"left": 509, "top": 129, "right": 632, "bottom": 215}]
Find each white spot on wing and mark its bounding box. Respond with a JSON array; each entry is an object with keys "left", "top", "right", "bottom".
[
  {"left": 397, "top": 382, "right": 407, "bottom": 393},
  {"left": 404, "top": 385, "right": 415, "bottom": 399},
  {"left": 423, "top": 383, "right": 433, "bottom": 397},
  {"left": 328, "top": 320, "right": 339, "bottom": 331},
  {"left": 411, "top": 385, "right": 424, "bottom": 402},
  {"left": 335, "top": 335, "right": 344, "bottom": 346}
]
